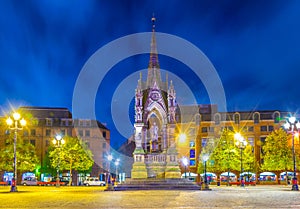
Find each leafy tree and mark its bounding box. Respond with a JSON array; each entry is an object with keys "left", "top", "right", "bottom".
[
  {"left": 49, "top": 136, "right": 94, "bottom": 186},
  {"left": 198, "top": 128, "right": 255, "bottom": 183},
  {"left": 0, "top": 138, "right": 39, "bottom": 182},
  {"left": 261, "top": 128, "right": 293, "bottom": 184}
]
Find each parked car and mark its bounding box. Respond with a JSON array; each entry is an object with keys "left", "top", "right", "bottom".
[
  {"left": 83, "top": 177, "right": 106, "bottom": 186},
  {"left": 21, "top": 177, "right": 37, "bottom": 186}
]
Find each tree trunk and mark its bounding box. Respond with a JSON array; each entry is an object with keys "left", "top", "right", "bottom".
[{"left": 69, "top": 160, "right": 72, "bottom": 186}]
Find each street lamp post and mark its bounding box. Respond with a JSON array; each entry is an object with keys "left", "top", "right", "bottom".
[
  {"left": 235, "top": 133, "right": 247, "bottom": 187},
  {"left": 6, "top": 112, "right": 26, "bottom": 192},
  {"left": 284, "top": 116, "right": 300, "bottom": 191},
  {"left": 182, "top": 157, "right": 188, "bottom": 179},
  {"left": 52, "top": 135, "right": 65, "bottom": 187},
  {"left": 114, "top": 159, "right": 120, "bottom": 184},
  {"left": 105, "top": 154, "right": 114, "bottom": 191},
  {"left": 202, "top": 154, "right": 210, "bottom": 190}
]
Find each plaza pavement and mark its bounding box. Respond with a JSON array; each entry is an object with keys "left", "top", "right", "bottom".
[{"left": 0, "top": 185, "right": 299, "bottom": 209}]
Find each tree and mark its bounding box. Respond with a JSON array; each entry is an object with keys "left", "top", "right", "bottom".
[
  {"left": 261, "top": 128, "right": 293, "bottom": 184},
  {"left": 0, "top": 138, "right": 39, "bottom": 182},
  {"left": 197, "top": 128, "right": 255, "bottom": 184},
  {"left": 49, "top": 136, "right": 94, "bottom": 186},
  {"left": 198, "top": 129, "right": 240, "bottom": 178}
]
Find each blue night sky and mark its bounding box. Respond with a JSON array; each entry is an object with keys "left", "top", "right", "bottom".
[{"left": 1, "top": 0, "right": 300, "bottom": 148}]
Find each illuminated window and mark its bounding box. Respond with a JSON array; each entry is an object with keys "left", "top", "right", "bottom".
[
  {"left": 189, "top": 141, "right": 195, "bottom": 148},
  {"left": 248, "top": 137, "right": 254, "bottom": 146},
  {"left": 190, "top": 159, "right": 196, "bottom": 166},
  {"left": 190, "top": 149, "right": 195, "bottom": 158},
  {"left": 202, "top": 138, "right": 208, "bottom": 147}
]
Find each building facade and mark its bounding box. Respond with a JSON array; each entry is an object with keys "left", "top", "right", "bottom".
[
  {"left": 175, "top": 106, "right": 289, "bottom": 177},
  {"left": 0, "top": 106, "right": 110, "bottom": 183}
]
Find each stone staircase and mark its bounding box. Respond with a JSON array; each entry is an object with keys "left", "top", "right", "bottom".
[{"left": 114, "top": 178, "right": 201, "bottom": 191}]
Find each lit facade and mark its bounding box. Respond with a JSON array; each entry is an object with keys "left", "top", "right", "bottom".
[
  {"left": 175, "top": 106, "right": 289, "bottom": 176},
  {"left": 0, "top": 106, "right": 110, "bottom": 183}
]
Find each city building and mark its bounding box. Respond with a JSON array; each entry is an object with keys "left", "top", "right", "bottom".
[
  {"left": 0, "top": 106, "right": 110, "bottom": 184},
  {"left": 175, "top": 105, "right": 289, "bottom": 177}
]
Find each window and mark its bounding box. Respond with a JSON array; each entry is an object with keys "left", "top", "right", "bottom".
[
  {"left": 61, "top": 129, "right": 66, "bottom": 136},
  {"left": 46, "top": 140, "right": 50, "bottom": 147},
  {"left": 260, "top": 137, "right": 266, "bottom": 155},
  {"left": 268, "top": 126, "right": 274, "bottom": 132},
  {"left": 46, "top": 119, "right": 52, "bottom": 126},
  {"left": 30, "top": 139, "right": 35, "bottom": 146},
  {"left": 260, "top": 137, "right": 266, "bottom": 143},
  {"left": 248, "top": 126, "right": 254, "bottom": 132},
  {"left": 102, "top": 131, "right": 106, "bottom": 138},
  {"left": 68, "top": 120, "right": 73, "bottom": 126},
  {"left": 78, "top": 130, "right": 83, "bottom": 137},
  {"left": 31, "top": 129, "right": 36, "bottom": 136},
  {"left": 190, "top": 149, "right": 195, "bottom": 158},
  {"left": 102, "top": 143, "right": 106, "bottom": 149},
  {"left": 79, "top": 120, "right": 84, "bottom": 127},
  {"left": 86, "top": 120, "right": 91, "bottom": 127},
  {"left": 23, "top": 130, "right": 28, "bottom": 136},
  {"left": 248, "top": 137, "right": 254, "bottom": 146},
  {"left": 254, "top": 113, "right": 260, "bottom": 124},
  {"left": 214, "top": 114, "right": 220, "bottom": 125},
  {"left": 46, "top": 129, "right": 51, "bottom": 136},
  {"left": 201, "top": 127, "right": 208, "bottom": 133},
  {"left": 85, "top": 130, "right": 90, "bottom": 137},
  {"left": 190, "top": 159, "right": 196, "bottom": 166},
  {"left": 208, "top": 127, "right": 214, "bottom": 133},
  {"left": 202, "top": 138, "right": 208, "bottom": 147},
  {"left": 195, "top": 114, "right": 201, "bottom": 126},
  {"left": 189, "top": 141, "right": 195, "bottom": 148},
  {"left": 260, "top": 126, "right": 267, "bottom": 132},
  {"left": 226, "top": 126, "right": 233, "bottom": 131},
  {"left": 234, "top": 114, "right": 240, "bottom": 124},
  {"left": 61, "top": 120, "right": 66, "bottom": 126},
  {"left": 273, "top": 112, "right": 280, "bottom": 124}
]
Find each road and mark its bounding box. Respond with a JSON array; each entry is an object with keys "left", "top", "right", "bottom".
[{"left": 0, "top": 185, "right": 299, "bottom": 208}]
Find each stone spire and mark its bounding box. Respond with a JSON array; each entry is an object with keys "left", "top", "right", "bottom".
[{"left": 147, "top": 15, "right": 162, "bottom": 88}]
